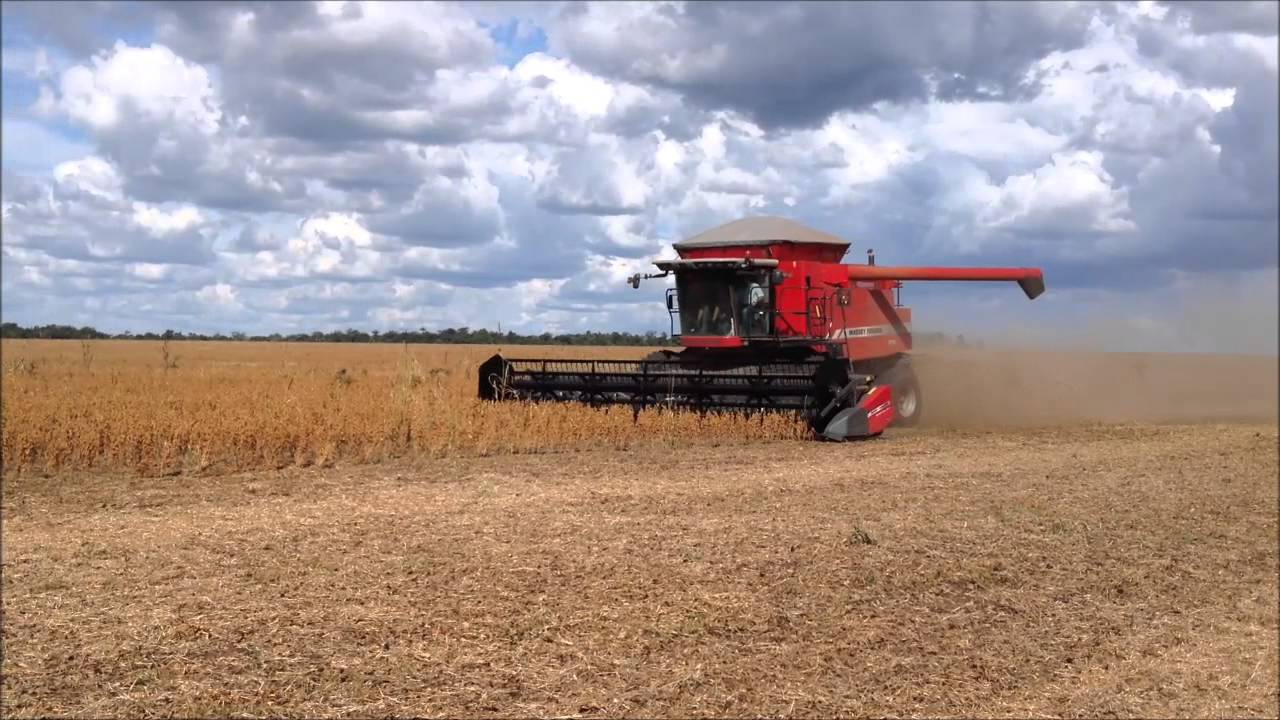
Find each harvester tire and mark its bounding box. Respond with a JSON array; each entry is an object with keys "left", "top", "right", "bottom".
[{"left": 880, "top": 363, "right": 922, "bottom": 427}]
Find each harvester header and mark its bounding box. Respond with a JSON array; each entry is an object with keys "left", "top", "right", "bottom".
[{"left": 480, "top": 216, "right": 1046, "bottom": 440}]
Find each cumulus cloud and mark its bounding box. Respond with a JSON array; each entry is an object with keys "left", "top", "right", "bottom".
[
  {"left": 46, "top": 41, "right": 221, "bottom": 132},
  {"left": 31, "top": 40, "right": 301, "bottom": 212},
  {"left": 0, "top": 1, "right": 1274, "bottom": 352},
  {"left": 547, "top": 1, "right": 1099, "bottom": 129},
  {"left": 4, "top": 156, "right": 217, "bottom": 266},
  {"left": 972, "top": 150, "right": 1136, "bottom": 240},
  {"left": 365, "top": 171, "right": 503, "bottom": 247},
  {"left": 226, "top": 212, "right": 389, "bottom": 284},
  {"left": 1161, "top": 1, "right": 1278, "bottom": 36},
  {"left": 536, "top": 142, "right": 648, "bottom": 216}
]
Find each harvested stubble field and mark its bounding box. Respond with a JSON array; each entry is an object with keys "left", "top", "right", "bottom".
[{"left": 2, "top": 340, "right": 1278, "bottom": 718}]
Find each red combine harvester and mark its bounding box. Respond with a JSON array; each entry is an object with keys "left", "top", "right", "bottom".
[{"left": 479, "top": 216, "right": 1044, "bottom": 440}]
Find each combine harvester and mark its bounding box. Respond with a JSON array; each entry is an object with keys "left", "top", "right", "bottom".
[{"left": 479, "top": 217, "right": 1044, "bottom": 440}]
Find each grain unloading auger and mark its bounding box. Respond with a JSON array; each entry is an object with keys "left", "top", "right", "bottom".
[{"left": 478, "top": 217, "right": 1044, "bottom": 440}]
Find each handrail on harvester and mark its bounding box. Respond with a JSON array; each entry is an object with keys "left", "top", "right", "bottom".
[{"left": 844, "top": 265, "right": 1046, "bottom": 299}]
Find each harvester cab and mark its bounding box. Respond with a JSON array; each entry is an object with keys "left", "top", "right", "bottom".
[
  {"left": 479, "top": 216, "right": 1045, "bottom": 441},
  {"left": 630, "top": 257, "right": 785, "bottom": 343}
]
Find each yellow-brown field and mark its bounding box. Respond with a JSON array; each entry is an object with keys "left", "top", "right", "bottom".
[
  {"left": 3, "top": 339, "right": 1278, "bottom": 717},
  {"left": 1, "top": 339, "right": 805, "bottom": 476}
]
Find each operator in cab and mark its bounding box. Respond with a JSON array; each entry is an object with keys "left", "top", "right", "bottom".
[{"left": 740, "top": 281, "right": 770, "bottom": 336}]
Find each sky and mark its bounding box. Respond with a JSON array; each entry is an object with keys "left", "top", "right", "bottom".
[{"left": 0, "top": 0, "right": 1277, "bottom": 353}]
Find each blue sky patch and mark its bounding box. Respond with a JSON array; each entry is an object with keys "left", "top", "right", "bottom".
[{"left": 487, "top": 18, "right": 548, "bottom": 67}]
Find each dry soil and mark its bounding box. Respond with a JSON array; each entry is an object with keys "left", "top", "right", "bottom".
[{"left": 4, "top": 420, "right": 1277, "bottom": 718}]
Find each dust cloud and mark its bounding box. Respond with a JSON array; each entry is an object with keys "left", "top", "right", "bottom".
[
  {"left": 911, "top": 268, "right": 1279, "bottom": 428},
  {"left": 913, "top": 348, "right": 1278, "bottom": 429}
]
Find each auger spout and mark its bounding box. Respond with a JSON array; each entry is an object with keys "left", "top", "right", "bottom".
[{"left": 845, "top": 265, "right": 1046, "bottom": 299}]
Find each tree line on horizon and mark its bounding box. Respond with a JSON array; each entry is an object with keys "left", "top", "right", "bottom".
[
  {"left": 0, "top": 322, "right": 678, "bottom": 346},
  {"left": 0, "top": 322, "right": 968, "bottom": 347}
]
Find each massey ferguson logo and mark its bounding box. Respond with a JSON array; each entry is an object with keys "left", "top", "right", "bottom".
[{"left": 829, "top": 323, "right": 911, "bottom": 341}]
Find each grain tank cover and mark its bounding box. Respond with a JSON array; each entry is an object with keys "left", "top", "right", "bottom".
[
  {"left": 673, "top": 216, "right": 852, "bottom": 263},
  {"left": 673, "top": 216, "right": 851, "bottom": 253}
]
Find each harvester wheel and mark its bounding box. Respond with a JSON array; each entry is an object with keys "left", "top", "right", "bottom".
[{"left": 880, "top": 363, "right": 922, "bottom": 427}]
